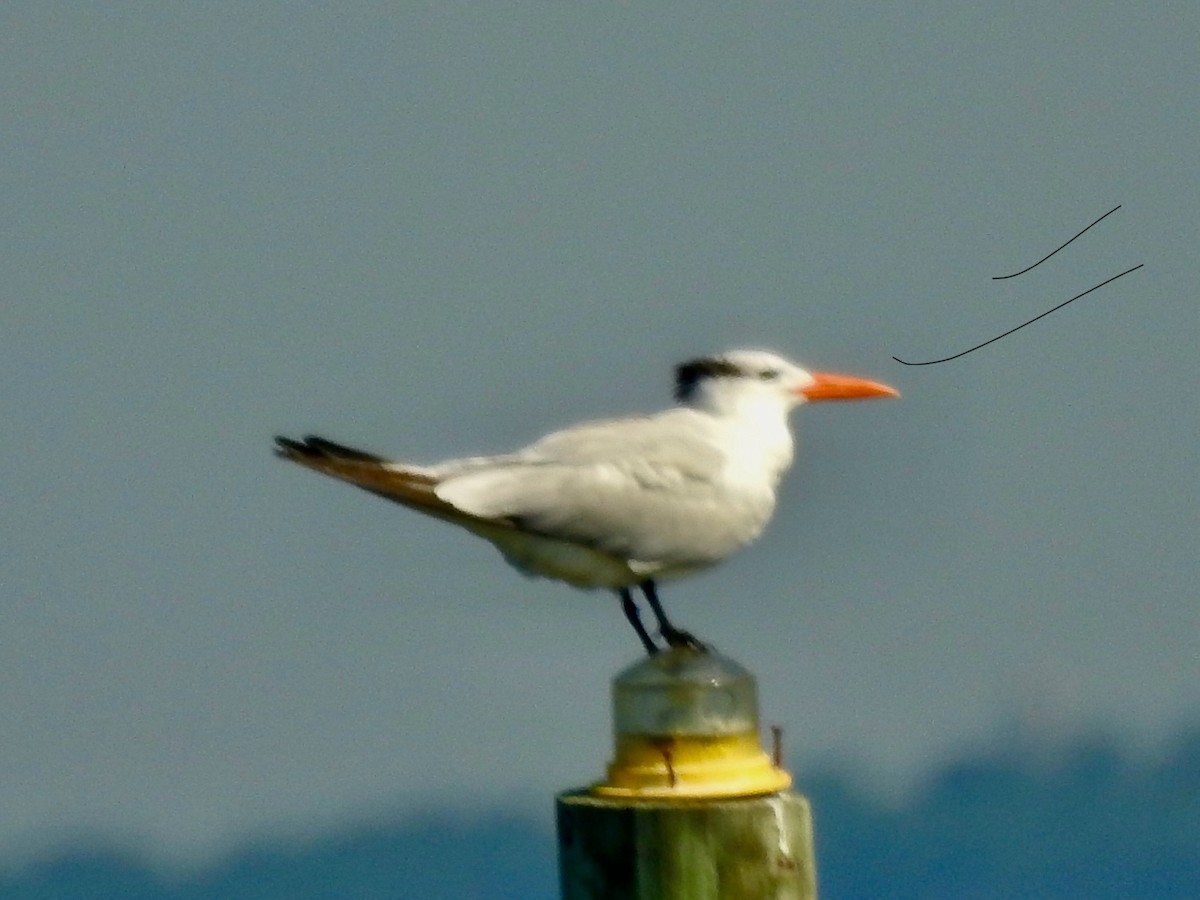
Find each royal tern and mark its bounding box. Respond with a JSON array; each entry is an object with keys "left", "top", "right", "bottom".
[{"left": 274, "top": 349, "right": 898, "bottom": 654}]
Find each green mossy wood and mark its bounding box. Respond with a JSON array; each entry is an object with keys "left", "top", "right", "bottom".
[{"left": 557, "top": 791, "right": 817, "bottom": 900}]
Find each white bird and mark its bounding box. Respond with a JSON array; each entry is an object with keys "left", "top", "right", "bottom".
[{"left": 274, "top": 349, "right": 898, "bottom": 654}]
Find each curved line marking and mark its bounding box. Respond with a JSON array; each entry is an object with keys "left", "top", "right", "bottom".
[
  {"left": 992, "top": 205, "right": 1121, "bottom": 280},
  {"left": 894, "top": 264, "right": 1144, "bottom": 366}
]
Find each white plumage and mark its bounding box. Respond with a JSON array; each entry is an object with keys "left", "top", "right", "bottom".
[{"left": 275, "top": 349, "right": 898, "bottom": 654}]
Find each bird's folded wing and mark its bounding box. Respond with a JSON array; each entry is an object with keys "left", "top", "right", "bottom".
[
  {"left": 434, "top": 460, "right": 754, "bottom": 566},
  {"left": 433, "top": 414, "right": 759, "bottom": 566},
  {"left": 520, "top": 408, "right": 719, "bottom": 469}
]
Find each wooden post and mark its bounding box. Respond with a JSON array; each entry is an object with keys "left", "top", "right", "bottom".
[
  {"left": 557, "top": 790, "right": 817, "bottom": 900},
  {"left": 556, "top": 649, "right": 818, "bottom": 898}
]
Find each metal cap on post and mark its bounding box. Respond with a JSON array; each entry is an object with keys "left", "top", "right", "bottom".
[
  {"left": 595, "top": 648, "right": 791, "bottom": 798},
  {"left": 557, "top": 648, "right": 817, "bottom": 899}
]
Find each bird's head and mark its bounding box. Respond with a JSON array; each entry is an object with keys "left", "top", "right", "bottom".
[{"left": 674, "top": 349, "right": 899, "bottom": 415}]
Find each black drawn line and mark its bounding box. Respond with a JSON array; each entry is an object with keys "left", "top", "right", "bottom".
[
  {"left": 992, "top": 205, "right": 1121, "bottom": 279},
  {"left": 893, "top": 264, "right": 1144, "bottom": 366}
]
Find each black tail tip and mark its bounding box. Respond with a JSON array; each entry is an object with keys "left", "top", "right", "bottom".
[
  {"left": 272, "top": 435, "right": 383, "bottom": 463},
  {"left": 273, "top": 435, "right": 312, "bottom": 457}
]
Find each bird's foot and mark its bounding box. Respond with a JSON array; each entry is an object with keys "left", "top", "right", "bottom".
[{"left": 661, "top": 627, "right": 709, "bottom": 653}]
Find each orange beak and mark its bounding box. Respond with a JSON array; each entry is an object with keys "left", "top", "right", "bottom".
[{"left": 799, "top": 372, "right": 900, "bottom": 402}]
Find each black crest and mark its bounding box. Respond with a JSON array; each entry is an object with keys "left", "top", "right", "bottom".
[{"left": 674, "top": 356, "right": 742, "bottom": 402}]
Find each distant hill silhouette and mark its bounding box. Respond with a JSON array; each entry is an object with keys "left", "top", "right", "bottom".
[
  {"left": 0, "top": 815, "right": 554, "bottom": 900},
  {"left": 811, "top": 726, "right": 1200, "bottom": 899},
  {"left": 3, "top": 726, "right": 1198, "bottom": 899}
]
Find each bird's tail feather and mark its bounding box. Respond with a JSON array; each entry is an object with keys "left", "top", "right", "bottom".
[
  {"left": 275, "top": 435, "right": 384, "bottom": 464},
  {"left": 273, "top": 434, "right": 516, "bottom": 531}
]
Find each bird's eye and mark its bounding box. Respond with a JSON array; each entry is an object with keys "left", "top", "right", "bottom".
[{"left": 758, "top": 368, "right": 781, "bottom": 380}]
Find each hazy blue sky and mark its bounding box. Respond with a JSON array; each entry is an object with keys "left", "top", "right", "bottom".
[{"left": 3, "top": 3, "right": 1197, "bottom": 862}]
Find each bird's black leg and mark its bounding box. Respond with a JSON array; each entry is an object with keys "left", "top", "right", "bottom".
[
  {"left": 640, "top": 580, "right": 708, "bottom": 652},
  {"left": 619, "top": 587, "right": 660, "bottom": 656}
]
